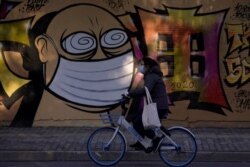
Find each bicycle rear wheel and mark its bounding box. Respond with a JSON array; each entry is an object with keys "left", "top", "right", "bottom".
[
  {"left": 87, "top": 127, "right": 126, "bottom": 166},
  {"left": 159, "top": 126, "right": 197, "bottom": 167}
]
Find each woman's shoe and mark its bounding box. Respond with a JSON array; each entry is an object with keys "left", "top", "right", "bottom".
[
  {"left": 130, "top": 141, "right": 144, "bottom": 150},
  {"left": 130, "top": 141, "right": 141, "bottom": 147}
]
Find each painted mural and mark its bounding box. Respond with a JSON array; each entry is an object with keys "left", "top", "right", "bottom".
[{"left": 0, "top": 0, "right": 249, "bottom": 127}]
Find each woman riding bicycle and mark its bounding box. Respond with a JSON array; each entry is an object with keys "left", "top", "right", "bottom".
[{"left": 124, "top": 57, "right": 169, "bottom": 151}]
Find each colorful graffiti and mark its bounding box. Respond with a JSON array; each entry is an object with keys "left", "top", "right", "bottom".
[
  {"left": 0, "top": 0, "right": 250, "bottom": 127},
  {"left": 224, "top": 23, "right": 250, "bottom": 87},
  {"left": 136, "top": 6, "right": 229, "bottom": 114}
]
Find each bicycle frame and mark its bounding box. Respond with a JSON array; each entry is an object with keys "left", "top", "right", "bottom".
[
  {"left": 105, "top": 114, "right": 180, "bottom": 151},
  {"left": 119, "top": 116, "right": 153, "bottom": 148},
  {"left": 104, "top": 99, "right": 181, "bottom": 151},
  {"left": 104, "top": 115, "right": 150, "bottom": 150}
]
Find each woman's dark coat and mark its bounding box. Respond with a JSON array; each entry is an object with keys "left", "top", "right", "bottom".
[{"left": 128, "top": 65, "right": 169, "bottom": 117}]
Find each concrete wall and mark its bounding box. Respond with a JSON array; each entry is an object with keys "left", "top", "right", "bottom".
[{"left": 0, "top": 0, "right": 250, "bottom": 127}]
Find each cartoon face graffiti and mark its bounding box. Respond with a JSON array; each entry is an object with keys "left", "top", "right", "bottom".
[{"left": 35, "top": 4, "right": 134, "bottom": 111}]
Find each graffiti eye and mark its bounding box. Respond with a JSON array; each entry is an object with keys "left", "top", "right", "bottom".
[
  {"left": 62, "top": 32, "right": 96, "bottom": 54},
  {"left": 101, "top": 29, "right": 128, "bottom": 48}
]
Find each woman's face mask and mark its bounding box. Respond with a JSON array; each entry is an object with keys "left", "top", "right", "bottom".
[{"left": 139, "top": 65, "right": 145, "bottom": 74}]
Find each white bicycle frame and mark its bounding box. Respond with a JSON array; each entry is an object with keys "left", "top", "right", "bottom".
[{"left": 105, "top": 115, "right": 179, "bottom": 151}]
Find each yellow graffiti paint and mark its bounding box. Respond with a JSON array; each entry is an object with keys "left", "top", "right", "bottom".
[
  {"left": 226, "top": 24, "right": 250, "bottom": 54},
  {"left": 166, "top": 8, "right": 218, "bottom": 30},
  {"left": 0, "top": 18, "right": 32, "bottom": 46},
  {"left": 0, "top": 52, "right": 29, "bottom": 96}
]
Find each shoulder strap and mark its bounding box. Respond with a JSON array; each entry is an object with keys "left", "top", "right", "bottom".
[{"left": 145, "top": 86, "right": 153, "bottom": 103}]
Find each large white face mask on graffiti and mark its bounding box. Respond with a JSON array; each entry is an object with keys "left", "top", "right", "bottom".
[{"left": 48, "top": 52, "right": 134, "bottom": 107}]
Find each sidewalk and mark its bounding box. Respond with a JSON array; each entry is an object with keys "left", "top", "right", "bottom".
[{"left": 0, "top": 127, "right": 250, "bottom": 162}]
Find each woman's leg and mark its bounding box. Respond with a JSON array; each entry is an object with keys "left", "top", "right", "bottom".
[{"left": 132, "top": 114, "right": 145, "bottom": 138}]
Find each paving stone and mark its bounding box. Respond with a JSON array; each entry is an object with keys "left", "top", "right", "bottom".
[{"left": 0, "top": 127, "right": 250, "bottom": 161}]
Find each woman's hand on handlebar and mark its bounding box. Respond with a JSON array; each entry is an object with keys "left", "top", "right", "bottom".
[
  {"left": 123, "top": 91, "right": 130, "bottom": 98},
  {"left": 121, "top": 93, "right": 130, "bottom": 102},
  {"left": 121, "top": 92, "right": 130, "bottom": 105},
  {"left": 120, "top": 93, "right": 130, "bottom": 114}
]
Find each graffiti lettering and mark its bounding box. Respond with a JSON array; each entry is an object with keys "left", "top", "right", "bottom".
[
  {"left": 224, "top": 57, "right": 250, "bottom": 87},
  {"left": 25, "top": 0, "right": 48, "bottom": 12},
  {"left": 105, "top": 0, "right": 129, "bottom": 12},
  {"left": 170, "top": 81, "right": 196, "bottom": 90},
  {"left": 225, "top": 24, "right": 250, "bottom": 56},
  {"left": 234, "top": 90, "right": 250, "bottom": 112},
  {"left": 224, "top": 23, "right": 250, "bottom": 88},
  {"left": 232, "top": 3, "right": 250, "bottom": 20}
]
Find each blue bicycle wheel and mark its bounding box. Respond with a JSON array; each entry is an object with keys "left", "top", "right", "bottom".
[
  {"left": 159, "top": 126, "right": 197, "bottom": 167},
  {"left": 87, "top": 127, "right": 126, "bottom": 166}
]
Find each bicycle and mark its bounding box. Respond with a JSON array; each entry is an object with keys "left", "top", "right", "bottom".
[{"left": 87, "top": 98, "right": 197, "bottom": 167}]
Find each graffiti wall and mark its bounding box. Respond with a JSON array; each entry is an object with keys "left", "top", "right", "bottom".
[{"left": 0, "top": 0, "right": 249, "bottom": 127}]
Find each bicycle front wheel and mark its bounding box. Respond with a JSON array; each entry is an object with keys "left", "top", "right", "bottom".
[
  {"left": 159, "top": 126, "right": 197, "bottom": 167},
  {"left": 87, "top": 127, "right": 126, "bottom": 166}
]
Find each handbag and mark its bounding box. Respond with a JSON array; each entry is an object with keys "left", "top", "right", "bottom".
[{"left": 142, "top": 86, "right": 161, "bottom": 129}]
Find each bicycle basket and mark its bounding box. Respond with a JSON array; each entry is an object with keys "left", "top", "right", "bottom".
[{"left": 99, "top": 112, "right": 120, "bottom": 126}]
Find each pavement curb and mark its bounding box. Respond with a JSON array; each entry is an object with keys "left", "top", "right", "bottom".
[{"left": 0, "top": 151, "right": 249, "bottom": 162}]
